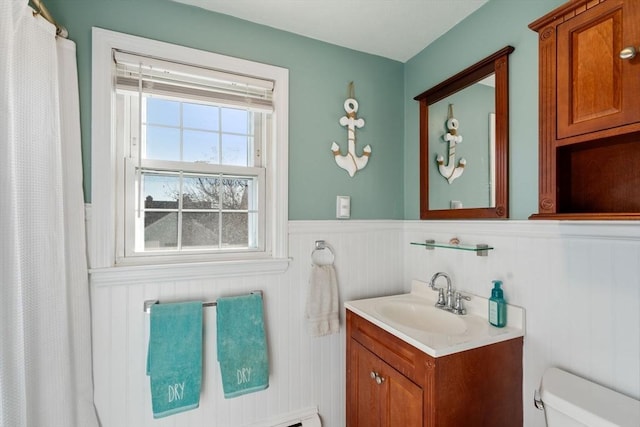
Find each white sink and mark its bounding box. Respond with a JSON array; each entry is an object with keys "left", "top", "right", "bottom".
[
  {"left": 345, "top": 280, "right": 525, "bottom": 358},
  {"left": 374, "top": 300, "right": 467, "bottom": 335}
]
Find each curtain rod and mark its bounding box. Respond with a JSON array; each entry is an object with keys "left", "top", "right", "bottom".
[{"left": 31, "top": 0, "right": 68, "bottom": 38}]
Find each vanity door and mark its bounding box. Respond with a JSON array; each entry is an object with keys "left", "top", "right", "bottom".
[
  {"left": 349, "top": 341, "right": 382, "bottom": 427},
  {"left": 348, "top": 341, "right": 423, "bottom": 427},
  {"left": 381, "top": 353, "right": 423, "bottom": 427}
]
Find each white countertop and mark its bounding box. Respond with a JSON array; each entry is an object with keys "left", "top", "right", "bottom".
[{"left": 345, "top": 280, "right": 525, "bottom": 358}]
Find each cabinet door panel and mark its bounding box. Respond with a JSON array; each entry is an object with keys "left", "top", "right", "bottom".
[
  {"left": 351, "top": 341, "right": 381, "bottom": 427},
  {"left": 350, "top": 340, "right": 423, "bottom": 427},
  {"left": 557, "top": 0, "right": 640, "bottom": 139},
  {"left": 383, "top": 366, "right": 423, "bottom": 427}
]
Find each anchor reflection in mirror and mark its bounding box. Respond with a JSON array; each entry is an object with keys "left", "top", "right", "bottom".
[
  {"left": 436, "top": 104, "right": 466, "bottom": 184},
  {"left": 429, "top": 80, "right": 495, "bottom": 211}
]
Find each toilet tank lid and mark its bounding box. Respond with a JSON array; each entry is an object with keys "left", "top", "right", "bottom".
[{"left": 539, "top": 368, "right": 640, "bottom": 427}]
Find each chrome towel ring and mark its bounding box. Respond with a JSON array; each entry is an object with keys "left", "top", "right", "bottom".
[{"left": 311, "top": 240, "right": 335, "bottom": 265}]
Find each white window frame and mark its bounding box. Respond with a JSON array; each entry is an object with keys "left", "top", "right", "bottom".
[{"left": 90, "top": 28, "right": 289, "bottom": 283}]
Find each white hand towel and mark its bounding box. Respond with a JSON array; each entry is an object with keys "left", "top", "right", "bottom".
[{"left": 305, "top": 264, "right": 339, "bottom": 336}]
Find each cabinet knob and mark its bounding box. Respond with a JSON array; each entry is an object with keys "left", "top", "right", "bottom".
[
  {"left": 620, "top": 46, "right": 637, "bottom": 60},
  {"left": 370, "top": 371, "right": 385, "bottom": 384}
]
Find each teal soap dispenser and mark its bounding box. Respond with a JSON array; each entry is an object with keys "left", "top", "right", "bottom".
[{"left": 488, "top": 280, "right": 506, "bottom": 328}]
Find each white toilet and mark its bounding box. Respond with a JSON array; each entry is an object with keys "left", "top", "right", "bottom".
[{"left": 536, "top": 367, "right": 640, "bottom": 427}]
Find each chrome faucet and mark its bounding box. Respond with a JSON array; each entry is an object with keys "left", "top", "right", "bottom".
[
  {"left": 429, "top": 272, "right": 452, "bottom": 308},
  {"left": 428, "top": 272, "right": 470, "bottom": 315}
]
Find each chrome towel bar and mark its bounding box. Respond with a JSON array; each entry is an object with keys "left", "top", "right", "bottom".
[{"left": 143, "top": 290, "right": 263, "bottom": 314}]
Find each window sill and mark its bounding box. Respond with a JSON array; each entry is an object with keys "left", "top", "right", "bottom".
[{"left": 89, "top": 257, "right": 291, "bottom": 286}]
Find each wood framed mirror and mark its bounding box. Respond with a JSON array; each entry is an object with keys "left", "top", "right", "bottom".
[{"left": 414, "top": 46, "right": 514, "bottom": 219}]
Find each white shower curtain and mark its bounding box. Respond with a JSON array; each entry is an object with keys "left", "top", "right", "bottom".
[{"left": 0, "top": 2, "right": 100, "bottom": 426}]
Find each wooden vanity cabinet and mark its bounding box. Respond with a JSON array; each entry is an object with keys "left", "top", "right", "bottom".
[
  {"left": 346, "top": 311, "right": 523, "bottom": 427},
  {"left": 529, "top": 0, "right": 640, "bottom": 219}
]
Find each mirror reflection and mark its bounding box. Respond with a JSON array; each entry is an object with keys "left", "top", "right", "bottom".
[
  {"left": 415, "top": 46, "right": 514, "bottom": 219},
  {"left": 428, "top": 75, "right": 495, "bottom": 210}
]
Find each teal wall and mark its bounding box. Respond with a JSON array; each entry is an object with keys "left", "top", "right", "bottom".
[
  {"left": 404, "top": 0, "right": 564, "bottom": 219},
  {"left": 49, "top": 0, "right": 565, "bottom": 220},
  {"left": 48, "top": 0, "right": 405, "bottom": 220}
]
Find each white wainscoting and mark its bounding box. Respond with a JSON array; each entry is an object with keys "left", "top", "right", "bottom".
[
  {"left": 90, "top": 220, "right": 639, "bottom": 427},
  {"left": 403, "top": 220, "right": 640, "bottom": 427},
  {"left": 90, "top": 220, "right": 405, "bottom": 427}
]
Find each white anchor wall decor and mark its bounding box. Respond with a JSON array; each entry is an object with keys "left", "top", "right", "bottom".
[
  {"left": 436, "top": 104, "right": 466, "bottom": 184},
  {"left": 331, "top": 82, "right": 371, "bottom": 177}
]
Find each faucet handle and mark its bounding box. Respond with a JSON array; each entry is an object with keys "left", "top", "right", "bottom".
[
  {"left": 455, "top": 292, "right": 471, "bottom": 301},
  {"left": 453, "top": 292, "right": 471, "bottom": 315}
]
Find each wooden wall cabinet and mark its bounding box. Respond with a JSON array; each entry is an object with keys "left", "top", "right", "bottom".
[
  {"left": 346, "top": 311, "right": 523, "bottom": 426},
  {"left": 529, "top": 0, "right": 640, "bottom": 219}
]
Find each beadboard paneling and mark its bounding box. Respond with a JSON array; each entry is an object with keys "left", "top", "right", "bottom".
[
  {"left": 403, "top": 220, "right": 640, "bottom": 427},
  {"left": 90, "top": 220, "right": 639, "bottom": 427},
  {"left": 90, "top": 221, "right": 404, "bottom": 427}
]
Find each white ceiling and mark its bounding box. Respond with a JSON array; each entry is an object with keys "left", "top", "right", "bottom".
[{"left": 172, "top": 0, "right": 488, "bottom": 62}]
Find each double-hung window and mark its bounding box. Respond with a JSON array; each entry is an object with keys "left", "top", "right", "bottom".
[
  {"left": 91, "top": 29, "right": 288, "bottom": 277},
  {"left": 115, "top": 51, "right": 270, "bottom": 257}
]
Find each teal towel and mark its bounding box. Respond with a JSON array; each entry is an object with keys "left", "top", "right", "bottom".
[
  {"left": 216, "top": 294, "right": 269, "bottom": 398},
  {"left": 147, "top": 301, "right": 202, "bottom": 418}
]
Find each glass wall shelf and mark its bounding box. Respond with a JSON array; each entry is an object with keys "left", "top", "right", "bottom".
[{"left": 411, "top": 240, "right": 493, "bottom": 256}]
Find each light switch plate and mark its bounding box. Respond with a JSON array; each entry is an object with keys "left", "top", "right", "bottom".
[{"left": 336, "top": 196, "right": 351, "bottom": 219}]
